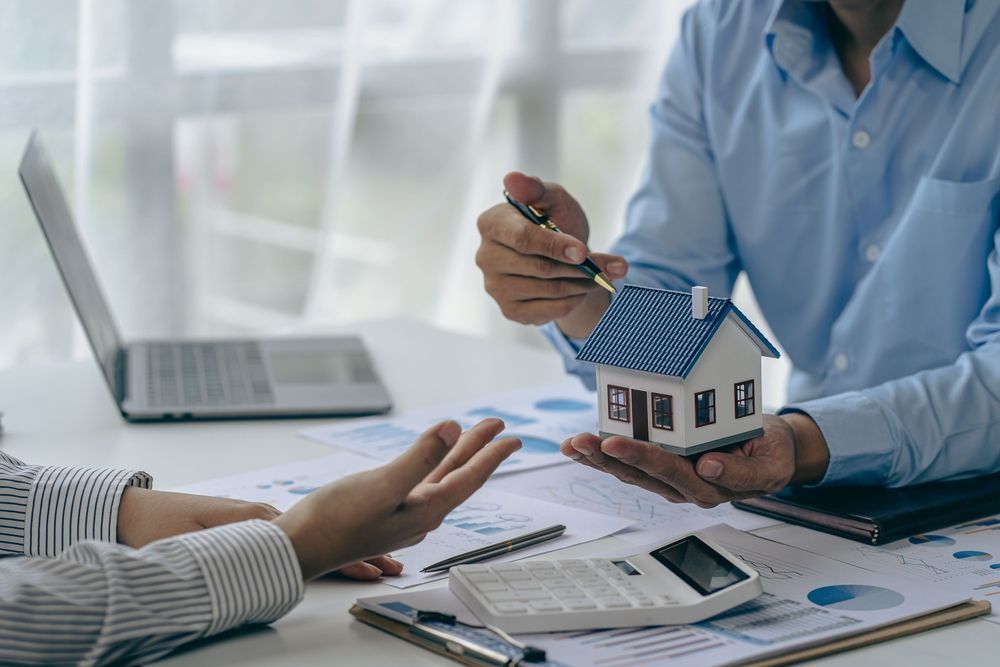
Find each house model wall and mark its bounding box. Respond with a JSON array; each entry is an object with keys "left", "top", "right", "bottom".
[{"left": 576, "top": 285, "right": 779, "bottom": 456}]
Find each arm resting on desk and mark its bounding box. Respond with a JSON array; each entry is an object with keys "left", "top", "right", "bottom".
[
  {"left": 0, "top": 519, "right": 303, "bottom": 666},
  {"left": 0, "top": 451, "right": 151, "bottom": 557}
]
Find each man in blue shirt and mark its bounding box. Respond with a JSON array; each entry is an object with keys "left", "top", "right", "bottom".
[{"left": 475, "top": 0, "right": 1000, "bottom": 507}]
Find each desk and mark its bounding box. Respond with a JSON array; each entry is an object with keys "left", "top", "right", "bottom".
[{"left": 1, "top": 319, "right": 998, "bottom": 665}]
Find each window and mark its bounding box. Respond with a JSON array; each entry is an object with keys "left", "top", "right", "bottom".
[
  {"left": 651, "top": 393, "right": 673, "bottom": 430},
  {"left": 695, "top": 389, "right": 716, "bottom": 427},
  {"left": 608, "top": 385, "right": 630, "bottom": 422},
  {"left": 735, "top": 380, "right": 755, "bottom": 418}
]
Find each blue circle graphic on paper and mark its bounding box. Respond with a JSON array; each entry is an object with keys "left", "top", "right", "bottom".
[
  {"left": 534, "top": 398, "right": 591, "bottom": 412},
  {"left": 288, "top": 486, "right": 318, "bottom": 495},
  {"left": 908, "top": 534, "right": 955, "bottom": 546},
  {"left": 953, "top": 550, "right": 992, "bottom": 561},
  {"left": 807, "top": 585, "right": 904, "bottom": 611},
  {"left": 505, "top": 434, "right": 560, "bottom": 454},
  {"left": 990, "top": 564, "right": 1000, "bottom": 570}
]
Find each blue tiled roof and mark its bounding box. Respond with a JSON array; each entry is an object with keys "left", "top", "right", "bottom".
[{"left": 576, "top": 285, "right": 779, "bottom": 378}]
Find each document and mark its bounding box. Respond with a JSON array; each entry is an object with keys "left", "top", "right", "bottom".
[
  {"left": 173, "top": 452, "right": 632, "bottom": 588},
  {"left": 357, "top": 524, "right": 975, "bottom": 667},
  {"left": 758, "top": 516, "right": 1000, "bottom": 624},
  {"left": 489, "top": 463, "right": 779, "bottom": 545},
  {"left": 299, "top": 381, "right": 597, "bottom": 475}
]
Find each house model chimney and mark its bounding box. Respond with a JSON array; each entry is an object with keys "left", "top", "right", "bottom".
[{"left": 692, "top": 286, "right": 708, "bottom": 319}]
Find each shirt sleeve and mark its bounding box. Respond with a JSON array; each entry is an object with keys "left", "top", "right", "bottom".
[
  {"left": 540, "top": 3, "right": 740, "bottom": 385},
  {"left": 785, "top": 219, "right": 1000, "bottom": 487},
  {"left": 0, "top": 451, "right": 151, "bottom": 558},
  {"left": 0, "top": 519, "right": 304, "bottom": 666}
]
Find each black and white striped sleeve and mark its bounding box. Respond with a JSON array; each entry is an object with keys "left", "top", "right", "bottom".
[
  {"left": 0, "top": 451, "right": 152, "bottom": 557},
  {"left": 0, "top": 519, "right": 304, "bottom": 665}
]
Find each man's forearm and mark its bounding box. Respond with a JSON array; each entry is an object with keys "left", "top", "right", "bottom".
[{"left": 782, "top": 412, "right": 831, "bottom": 486}]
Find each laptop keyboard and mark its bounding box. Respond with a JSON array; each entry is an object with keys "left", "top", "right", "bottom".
[{"left": 146, "top": 342, "right": 275, "bottom": 408}]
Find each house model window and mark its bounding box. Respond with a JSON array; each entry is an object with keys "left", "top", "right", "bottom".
[
  {"left": 608, "top": 385, "right": 630, "bottom": 422},
  {"left": 577, "top": 285, "right": 780, "bottom": 456},
  {"left": 695, "top": 390, "right": 716, "bottom": 427},
  {"left": 651, "top": 393, "right": 673, "bottom": 430},
  {"left": 735, "top": 380, "right": 755, "bottom": 418}
]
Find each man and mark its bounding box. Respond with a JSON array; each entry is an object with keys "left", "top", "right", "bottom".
[
  {"left": 0, "top": 418, "right": 520, "bottom": 664},
  {"left": 476, "top": 0, "right": 1000, "bottom": 507}
]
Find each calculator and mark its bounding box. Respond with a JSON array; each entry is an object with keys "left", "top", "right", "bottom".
[{"left": 449, "top": 530, "right": 762, "bottom": 633}]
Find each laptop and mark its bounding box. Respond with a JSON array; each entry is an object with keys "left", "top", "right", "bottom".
[{"left": 19, "top": 131, "right": 392, "bottom": 421}]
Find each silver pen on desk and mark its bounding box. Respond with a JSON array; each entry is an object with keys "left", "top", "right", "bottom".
[{"left": 421, "top": 524, "right": 567, "bottom": 573}]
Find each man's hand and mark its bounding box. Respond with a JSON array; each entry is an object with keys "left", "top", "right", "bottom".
[
  {"left": 117, "top": 488, "right": 281, "bottom": 548},
  {"left": 475, "top": 171, "right": 627, "bottom": 338},
  {"left": 559, "top": 414, "right": 830, "bottom": 508},
  {"left": 274, "top": 419, "right": 521, "bottom": 580}
]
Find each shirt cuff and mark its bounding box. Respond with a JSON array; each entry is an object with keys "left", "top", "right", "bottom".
[
  {"left": 539, "top": 322, "right": 597, "bottom": 390},
  {"left": 171, "top": 520, "right": 305, "bottom": 635},
  {"left": 24, "top": 466, "right": 152, "bottom": 557},
  {"left": 781, "top": 390, "right": 897, "bottom": 486}
]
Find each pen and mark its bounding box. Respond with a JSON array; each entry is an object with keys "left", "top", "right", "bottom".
[
  {"left": 421, "top": 524, "right": 567, "bottom": 573},
  {"left": 503, "top": 190, "right": 617, "bottom": 294}
]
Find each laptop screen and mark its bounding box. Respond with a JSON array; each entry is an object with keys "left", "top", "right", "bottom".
[{"left": 19, "top": 132, "right": 124, "bottom": 400}]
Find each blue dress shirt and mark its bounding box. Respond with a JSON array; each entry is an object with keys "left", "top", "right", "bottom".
[{"left": 544, "top": 0, "right": 1000, "bottom": 487}]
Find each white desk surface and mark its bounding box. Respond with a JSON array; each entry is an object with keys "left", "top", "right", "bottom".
[{"left": 1, "top": 319, "right": 997, "bottom": 666}]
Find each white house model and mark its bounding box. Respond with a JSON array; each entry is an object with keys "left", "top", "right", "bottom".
[{"left": 576, "top": 285, "right": 780, "bottom": 456}]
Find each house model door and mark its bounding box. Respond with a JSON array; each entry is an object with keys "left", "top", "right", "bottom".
[{"left": 631, "top": 389, "right": 648, "bottom": 441}]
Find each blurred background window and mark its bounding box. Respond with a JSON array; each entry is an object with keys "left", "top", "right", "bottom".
[{"left": 0, "top": 0, "right": 788, "bottom": 405}]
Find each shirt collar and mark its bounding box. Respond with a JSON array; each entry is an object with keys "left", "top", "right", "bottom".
[
  {"left": 765, "top": 0, "right": 970, "bottom": 85},
  {"left": 895, "top": 0, "right": 966, "bottom": 83}
]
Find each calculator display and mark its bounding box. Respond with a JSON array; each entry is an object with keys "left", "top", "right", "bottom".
[{"left": 650, "top": 536, "right": 748, "bottom": 596}]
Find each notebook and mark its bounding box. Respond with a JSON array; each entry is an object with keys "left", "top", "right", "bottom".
[{"left": 733, "top": 470, "right": 1000, "bottom": 545}]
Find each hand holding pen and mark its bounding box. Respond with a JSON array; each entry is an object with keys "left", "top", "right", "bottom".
[{"left": 475, "top": 172, "right": 628, "bottom": 331}]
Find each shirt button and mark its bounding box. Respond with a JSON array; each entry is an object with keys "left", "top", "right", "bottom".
[
  {"left": 852, "top": 130, "right": 871, "bottom": 149},
  {"left": 833, "top": 353, "right": 850, "bottom": 372},
  {"left": 864, "top": 243, "right": 881, "bottom": 262}
]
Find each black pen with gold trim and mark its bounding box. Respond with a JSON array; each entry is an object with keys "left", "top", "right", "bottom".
[
  {"left": 421, "top": 524, "right": 567, "bottom": 573},
  {"left": 503, "top": 190, "right": 617, "bottom": 294}
]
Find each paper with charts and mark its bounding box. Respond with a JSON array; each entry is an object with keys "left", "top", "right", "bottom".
[
  {"left": 299, "top": 381, "right": 598, "bottom": 475},
  {"left": 489, "top": 463, "right": 779, "bottom": 545},
  {"left": 357, "top": 523, "right": 974, "bottom": 667},
  {"left": 758, "top": 515, "right": 1000, "bottom": 624},
  {"left": 172, "top": 451, "right": 632, "bottom": 588}
]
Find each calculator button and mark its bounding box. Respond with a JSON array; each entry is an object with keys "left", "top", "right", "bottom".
[
  {"left": 543, "top": 578, "right": 576, "bottom": 590},
  {"left": 574, "top": 576, "right": 605, "bottom": 586},
  {"left": 498, "top": 570, "right": 533, "bottom": 582},
  {"left": 525, "top": 562, "right": 557, "bottom": 570},
  {"left": 634, "top": 598, "right": 655, "bottom": 607},
  {"left": 528, "top": 600, "right": 564, "bottom": 612},
  {"left": 466, "top": 573, "right": 501, "bottom": 583},
  {"left": 475, "top": 582, "right": 510, "bottom": 592},
  {"left": 534, "top": 570, "right": 568, "bottom": 582},
  {"left": 486, "top": 591, "right": 548, "bottom": 603},
  {"left": 658, "top": 595, "right": 678, "bottom": 605},
  {"left": 494, "top": 564, "right": 526, "bottom": 573},
  {"left": 494, "top": 602, "right": 528, "bottom": 613},
  {"left": 459, "top": 564, "right": 491, "bottom": 573},
  {"left": 510, "top": 580, "right": 543, "bottom": 591},
  {"left": 563, "top": 598, "right": 598, "bottom": 611},
  {"left": 588, "top": 586, "right": 618, "bottom": 597},
  {"left": 554, "top": 588, "right": 587, "bottom": 600}
]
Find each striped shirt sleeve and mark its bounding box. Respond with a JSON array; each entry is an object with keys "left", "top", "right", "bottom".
[
  {"left": 0, "top": 519, "right": 304, "bottom": 666},
  {"left": 0, "top": 451, "right": 151, "bottom": 557}
]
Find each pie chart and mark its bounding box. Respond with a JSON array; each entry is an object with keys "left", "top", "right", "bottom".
[
  {"left": 953, "top": 550, "right": 992, "bottom": 561},
  {"left": 908, "top": 534, "right": 955, "bottom": 546},
  {"left": 807, "top": 585, "right": 905, "bottom": 611}
]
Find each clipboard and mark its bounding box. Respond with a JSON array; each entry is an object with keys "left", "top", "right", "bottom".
[{"left": 349, "top": 599, "right": 990, "bottom": 667}]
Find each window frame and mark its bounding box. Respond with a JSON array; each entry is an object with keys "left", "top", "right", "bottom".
[
  {"left": 651, "top": 392, "right": 673, "bottom": 431},
  {"left": 694, "top": 389, "right": 716, "bottom": 427},
  {"left": 607, "top": 384, "right": 631, "bottom": 423},
  {"left": 734, "top": 380, "right": 755, "bottom": 419}
]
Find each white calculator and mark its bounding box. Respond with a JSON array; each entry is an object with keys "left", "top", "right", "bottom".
[{"left": 449, "top": 530, "right": 762, "bottom": 633}]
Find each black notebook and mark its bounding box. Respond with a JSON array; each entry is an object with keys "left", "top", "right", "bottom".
[{"left": 732, "top": 471, "right": 1000, "bottom": 545}]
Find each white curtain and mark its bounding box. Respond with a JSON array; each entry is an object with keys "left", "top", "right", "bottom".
[{"left": 0, "top": 0, "right": 690, "bottom": 370}]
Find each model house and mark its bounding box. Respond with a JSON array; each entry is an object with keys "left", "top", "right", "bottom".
[{"left": 576, "top": 285, "right": 780, "bottom": 456}]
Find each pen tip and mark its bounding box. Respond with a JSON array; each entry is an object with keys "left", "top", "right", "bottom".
[{"left": 595, "top": 273, "right": 617, "bottom": 293}]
